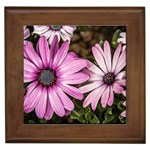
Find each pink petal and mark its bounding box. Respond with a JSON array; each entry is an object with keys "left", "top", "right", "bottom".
[
  {"left": 24, "top": 59, "right": 39, "bottom": 73},
  {"left": 57, "top": 59, "right": 87, "bottom": 76},
  {"left": 49, "top": 31, "right": 57, "bottom": 45},
  {"left": 83, "top": 85, "right": 106, "bottom": 109},
  {"left": 35, "top": 87, "right": 48, "bottom": 119},
  {"left": 116, "top": 79, "right": 126, "bottom": 86},
  {"left": 115, "top": 49, "right": 126, "bottom": 74},
  {"left": 44, "top": 100, "right": 54, "bottom": 120},
  {"left": 62, "top": 26, "right": 76, "bottom": 34},
  {"left": 91, "top": 85, "right": 107, "bottom": 110},
  {"left": 123, "top": 101, "right": 126, "bottom": 106},
  {"left": 24, "top": 41, "right": 43, "bottom": 69},
  {"left": 24, "top": 81, "right": 38, "bottom": 99},
  {"left": 107, "top": 86, "right": 114, "bottom": 106},
  {"left": 52, "top": 40, "right": 69, "bottom": 69},
  {"left": 86, "top": 60, "right": 104, "bottom": 76},
  {"left": 48, "top": 87, "right": 65, "bottom": 117},
  {"left": 95, "top": 43, "right": 104, "bottom": 56},
  {"left": 83, "top": 69, "right": 103, "bottom": 81},
  {"left": 117, "top": 38, "right": 126, "bottom": 44},
  {"left": 24, "top": 71, "right": 37, "bottom": 82},
  {"left": 57, "top": 82, "right": 83, "bottom": 100},
  {"left": 112, "top": 43, "right": 122, "bottom": 72},
  {"left": 60, "top": 28, "right": 71, "bottom": 41},
  {"left": 54, "top": 85, "right": 74, "bottom": 111},
  {"left": 103, "top": 41, "right": 112, "bottom": 72},
  {"left": 24, "top": 85, "right": 43, "bottom": 113},
  {"left": 113, "top": 82, "right": 124, "bottom": 94},
  {"left": 122, "top": 91, "right": 126, "bottom": 97},
  {"left": 79, "top": 81, "right": 103, "bottom": 93},
  {"left": 120, "top": 32, "right": 126, "bottom": 38},
  {"left": 33, "top": 25, "right": 50, "bottom": 35},
  {"left": 24, "top": 27, "right": 30, "bottom": 39},
  {"left": 92, "top": 46, "right": 108, "bottom": 73},
  {"left": 58, "top": 72, "right": 89, "bottom": 84},
  {"left": 121, "top": 110, "right": 126, "bottom": 117},
  {"left": 49, "top": 35, "right": 59, "bottom": 67},
  {"left": 115, "top": 71, "right": 126, "bottom": 80},
  {"left": 101, "top": 86, "right": 110, "bottom": 108},
  {"left": 37, "top": 36, "right": 50, "bottom": 67}
]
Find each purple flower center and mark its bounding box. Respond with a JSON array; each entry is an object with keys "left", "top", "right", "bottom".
[
  {"left": 103, "top": 72, "right": 115, "bottom": 85},
  {"left": 51, "top": 25, "right": 61, "bottom": 30},
  {"left": 38, "top": 69, "right": 56, "bottom": 86}
]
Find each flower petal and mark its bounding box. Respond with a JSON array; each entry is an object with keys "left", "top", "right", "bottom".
[
  {"left": 49, "top": 31, "right": 56, "bottom": 45},
  {"left": 62, "top": 26, "right": 76, "bottom": 34},
  {"left": 37, "top": 36, "right": 50, "bottom": 67},
  {"left": 115, "top": 49, "right": 126, "bottom": 74},
  {"left": 60, "top": 28, "right": 71, "bottom": 41},
  {"left": 91, "top": 84, "right": 107, "bottom": 110},
  {"left": 58, "top": 72, "right": 89, "bottom": 84},
  {"left": 107, "top": 86, "right": 114, "bottom": 106},
  {"left": 54, "top": 86, "right": 74, "bottom": 111},
  {"left": 35, "top": 87, "right": 48, "bottom": 119},
  {"left": 86, "top": 60, "right": 104, "bottom": 76},
  {"left": 24, "top": 59, "right": 39, "bottom": 73},
  {"left": 57, "top": 82, "right": 83, "bottom": 100},
  {"left": 115, "top": 71, "right": 126, "bottom": 80},
  {"left": 48, "top": 87, "right": 65, "bottom": 117},
  {"left": 44, "top": 100, "right": 54, "bottom": 120},
  {"left": 112, "top": 43, "right": 122, "bottom": 72},
  {"left": 24, "top": 81, "right": 39, "bottom": 99},
  {"left": 121, "top": 110, "right": 126, "bottom": 117},
  {"left": 33, "top": 25, "right": 50, "bottom": 35},
  {"left": 92, "top": 46, "right": 108, "bottom": 73},
  {"left": 101, "top": 86, "right": 110, "bottom": 108},
  {"left": 122, "top": 91, "right": 126, "bottom": 97},
  {"left": 103, "top": 41, "right": 112, "bottom": 72},
  {"left": 57, "top": 59, "right": 87, "bottom": 76},
  {"left": 79, "top": 81, "right": 103, "bottom": 93},
  {"left": 113, "top": 82, "right": 124, "bottom": 94},
  {"left": 116, "top": 79, "right": 126, "bottom": 86},
  {"left": 24, "top": 41, "right": 43, "bottom": 69},
  {"left": 52, "top": 40, "right": 69, "bottom": 69},
  {"left": 24, "top": 71, "right": 37, "bottom": 83},
  {"left": 24, "top": 85, "right": 43, "bottom": 113},
  {"left": 24, "top": 26, "right": 30, "bottom": 39},
  {"left": 49, "top": 35, "right": 59, "bottom": 67}
]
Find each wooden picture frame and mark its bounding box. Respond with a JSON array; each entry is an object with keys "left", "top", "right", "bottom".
[{"left": 5, "top": 7, "right": 145, "bottom": 143}]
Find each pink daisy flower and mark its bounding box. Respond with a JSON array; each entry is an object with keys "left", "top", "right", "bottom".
[
  {"left": 24, "top": 36, "right": 89, "bottom": 120},
  {"left": 24, "top": 26, "right": 30, "bottom": 39},
  {"left": 33, "top": 25, "right": 76, "bottom": 45},
  {"left": 79, "top": 41, "right": 126, "bottom": 110}
]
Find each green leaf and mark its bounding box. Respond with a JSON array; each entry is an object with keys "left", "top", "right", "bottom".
[
  {"left": 77, "top": 26, "right": 88, "bottom": 31},
  {"left": 119, "top": 115, "right": 126, "bottom": 123},
  {"left": 28, "top": 120, "right": 35, "bottom": 124},
  {"left": 78, "top": 114, "right": 85, "bottom": 122},
  {"left": 97, "top": 104, "right": 106, "bottom": 113},
  {"left": 90, "top": 115, "right": 100, "bottom": 124},
  {"left": 39, "top": 119, "right": 47, "bottom": 124},
  {"left": 70, "top": 110, "right": 80, "bottom": 120},
  {"left": 99, "top": 40, "right": 104, "bottom": 47},
  {"left": 107, "top": 107, "right": 113, "bottom": 115},
  {"left": 117, "top": 101, "right": 125, "bottom": 111},
  {"left": 85, "top": 112, "right": 92, "bottom": 121},
  {"left": 111, "top": 29, "right": 121, "bottom": 49}
]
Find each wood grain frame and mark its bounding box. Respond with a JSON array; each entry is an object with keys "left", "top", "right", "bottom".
[{"left": 5, "top": 7, "right": 145, "bottom": 143}]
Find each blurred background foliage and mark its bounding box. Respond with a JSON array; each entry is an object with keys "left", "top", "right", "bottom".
[{"left": 24, "top": 26, "right": 126, "bottom": 124}]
